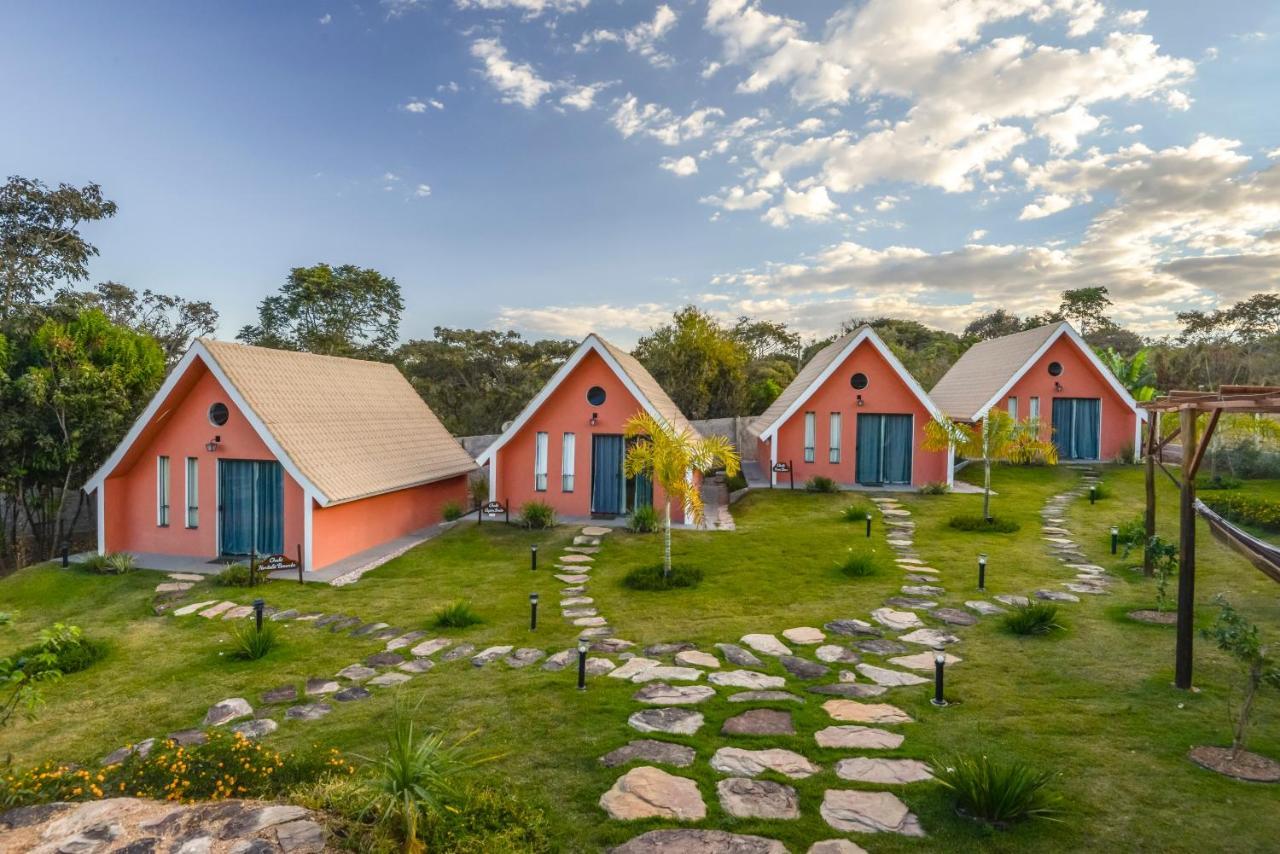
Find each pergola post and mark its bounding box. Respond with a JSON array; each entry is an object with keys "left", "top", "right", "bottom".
[
  {"left": 1144, "top": 413, "right": 1158, "bottom": 577},
  {"left": 1174, "top": 406, "right": 1198, "bottom": 690}
]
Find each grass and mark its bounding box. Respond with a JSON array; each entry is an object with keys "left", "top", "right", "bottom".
[
  {"left": 949, "top": 513, "right": 1021, "bottom": 533},
  {"left": 621, "top": 563, "right": 703, "bottom": 590},
  {"left": 432, "top": 600, "right": 483, "bottom": 629},
  {"left": 229, "top": 620, "right": 279, "bottom": 661},
  {"left": 1001, "top": 602, "right": 1063, "bottom": 636},
  {"left": 934, "top": 753, "right": 1062, "bottom": 827},
  {"left": 0, "top": 465, "right": 1277, "bottom": 851},
  {"left": 838, "top": 550, "right": 879, "bottom": 578}
]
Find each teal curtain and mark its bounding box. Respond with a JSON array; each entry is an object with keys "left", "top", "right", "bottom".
[
  {"left": 254, "top": 461, "right": 284, "bottom": 554},
  {"left": 633, "top": 473, "right": 653, "bottom": 509},
  {"left": 855, "top": 414, "right": 883, "bottom": 485},
  {"left": 219, "top": 461, "right": 255, "bottom": 555},
  {"left": 1051, "top": 398, "right": 1073, "bottom": 458},
  {"left": 591, "top": 435, "right": 626, "bottom": 514},
  {"left": 883, "top": 415, "right": 913, "bottom": 484},
  {"left": 1052, "top": 398, "right": 1101, "bottom": 460}
]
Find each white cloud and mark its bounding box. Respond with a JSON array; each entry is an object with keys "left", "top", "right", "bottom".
[
  {"left": 611, "top": 95, "right": 723, "bottom": 146},
  {"left": 701, "top": 185, "right": 772, "bottom": 211},
  {"left": 1124, "top": 123, "right": 1143, "bottom": 134},
  {"left": 402, "top": 100, "right": 428, "bottom": 113},
  {"left": 1034, "top": 104, "right": 1100, "bottom": 155},
  {"left": 319, "top": 13, "right": 332, "bottom": 25},
  {"left": 969, "top": 228, "right": 988, "bottom": 240},
  {"left": 763, "top": 185, "right": 838, "bottom": 227},
  {"left": 702, "top": 61, "right": 722, "bottom": 79},
  {"left": 414, "top": 184, "right": 432, "bottom": 198},
  {"left": 579, "top": 5, "right": 678, "bottom": 67},
  {"left": 383, "top": 172, "right": 401, "bottom": 182},
  {"left": 438, "top": 81, "right": 460, "bottom": 93},
  {"left": 1019, "top": 192, "right": 1076, "bottom": 220},
  {"left": 1115, "top": 9, "right": 1148, "bottom": 28},
  {"left": 494, "top": 302, "right": 669, "bottom": 340},
  {"left": 660, "top": 155, "right": 699, "bottom": 177},
  {"left": 874, "top": 194, "right": 903, "bottom": 212},
  {"left": 560, "top": 82, "right": 608, "bottom": 111},
  {"left": 471, "top": 38, "right": 555, "bottom": 108},
  {"left": 453, "top": 0, "right": 589, "bottom": 16}
]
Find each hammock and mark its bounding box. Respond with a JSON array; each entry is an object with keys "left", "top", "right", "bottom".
[{"left": 1195, "top": 499, "right": 1280, "bottom": 584}]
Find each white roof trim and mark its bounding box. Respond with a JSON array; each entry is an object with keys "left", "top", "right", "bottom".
[
  {"left": 757, "top": 327, "right": 946, "bottom": 441},
  {"left": 82, "top": 341, "right": 332, "bottom": 505},
  {"left": 476, "top": 334, "right": 671, "bottom": 466},
  {"left": 970, "top": 323, "right": 1141, "bottom": 422}
]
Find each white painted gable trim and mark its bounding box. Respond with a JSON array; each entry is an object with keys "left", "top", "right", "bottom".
[
  {"left": 970, "top": 323, "right": 1141, "bottom": 423},
  {"left": 82, "top": 341, "right": 331, "bottom": 505},
  {"left": 475, "top": 334, "right": 671, "bottom": 466},
  {"left": 757, "top": 327, "right": 946, "bottom": 441}
]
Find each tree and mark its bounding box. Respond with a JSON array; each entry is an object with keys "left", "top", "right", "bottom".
[
  {"left": 732, "top": 317, "right": 802, "bottom": 363},
  {"left": 844, "top": 317, "right": 966, "bottom": 389},
  {"left": 56, "top": 282, "right": 218, "bottom": 365},
  {"left": 623, "top": 411, "right": 739, "bottom": 578},
  {"left": 1050, "top": 286, "right": 1115, "bottom": 335},
  {"left": 395, "top": 328, "right": 577, "bottom": 436},
  {"left": 964, "top": 309, "right": 1026, "bottom": 341},
  {"left": 923, "top": 410, "right": 1058, "bottom": 520},
  {"left": 1098, "top": 347, "right": 1157, "bottom": 401},
  {"left": 238, "top": 263, "right": 403, "bottom": 360},
  {"left": 1201, "top": 596, "right": 1280, "bottom": 759},
  {"left": 634, "top": 307, "right": 749, "bottom": 419},
  {"left": 0, "top": 176, "right": 118, "bottom": 316}
]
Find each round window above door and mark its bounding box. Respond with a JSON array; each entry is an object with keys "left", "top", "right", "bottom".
[
  {"left": 586, "top": 386, "right": 607, "bottom": 405},
  {"left": 850, "top": 373, "right": 869, "bottom": 390},
  {"left": 1048, "top": 361, "right": 1063, "bottom": 376},
  {"left": 208, "top": 402, "right": 230, "bottom": 426}
]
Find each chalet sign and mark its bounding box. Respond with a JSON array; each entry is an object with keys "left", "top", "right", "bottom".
[
  {"left": 259, "top": 553, "right": 298, "bottom": 572},
  {"left": 483, "top": 501, "right": 506, "bottom": 517}
]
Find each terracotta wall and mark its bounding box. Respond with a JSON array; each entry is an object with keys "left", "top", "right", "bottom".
[{"left": 311, "top": 475, "right": 469, "bottom": 569}]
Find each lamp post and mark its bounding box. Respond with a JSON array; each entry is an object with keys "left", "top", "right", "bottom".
[
  {"left": 1110, "top": 525, "right": 1119, "bottom": 555},
  {"left": 977, "top": 553, "right": 987, "bottom": 591},
  {"left": 531, "top": 544, "right": 538, "bottom": 571},
  {"left": 529, "top": 593, "right": 539, "bottom": 630},
  {"left": 252, "top": 598, "right": 265, "bottom": 631},
  {"left": 60, "top": 543, "right": 69, "bottom": 568},
  {"left": 577, "top": 640, "right": 589, "bottom": 690},
  {"left": 931, "top": 647, "right": 948, "bottom": 707}
]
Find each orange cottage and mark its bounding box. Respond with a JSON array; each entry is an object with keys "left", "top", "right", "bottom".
[
  {"left": 477, "top": 334, "right": 702, "bottom": 523},
  {"left": 82, "top": 340, "right": 476, "bottom": 572},
  {"left": 750, "top": 326, "right": 953, "bottom": 490}
]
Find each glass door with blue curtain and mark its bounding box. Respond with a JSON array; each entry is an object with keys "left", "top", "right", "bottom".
[
  {"left": 590, "top": 435, "right": 627, "bottom": 515},
  {"left": 855, "top": 414, "right": 914, "bottom": 486},
  {"left": 1051, "top": 398, "right": 1101, "bottom": 460},
  {"left": 218, "top": 459, "right": 284, "bottom": 557}
]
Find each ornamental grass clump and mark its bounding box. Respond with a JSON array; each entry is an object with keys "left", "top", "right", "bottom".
[
  {"left": 840, "top": 503, "right": 872, "bottom": 523},
  {"left": 949, "top": 514, "right": 1021, "bottom": 534},
  {"left": 805, "top": 475, "right": 840, "bottom": 493},
  {"left": 214, "top": 562, "right": 268, "bottom": 587},
  {"left": 432, "top": 600, "right": 482, "bottom": 629},
  {"left": 934, "top": 754, "right": 1062, "bottom": 827},
  {"left": 229, "top": 620, "right": 278, "bottom": 661},
  {"left": 622, "top": 564, "right": 702, "bottom": 590},
  {"left": 441, "top": 500, "right": 464, "bottom": 522},
  {"left": 518, "top": 501, "right": 556, "bottom": 530},
  {"left": 839, "top": 550, "right": 878, "bottom": 579},
  {"left": 1001, "top": 602, "right": 1063, "bottom": 636},
  {"left": 628, "top": 504, "right": 660, "bottom": 533}
]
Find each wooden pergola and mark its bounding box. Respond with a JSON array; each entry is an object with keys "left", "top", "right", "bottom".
[{"left": 1141, "top": 385, "right": 1280, "bottom": 690}]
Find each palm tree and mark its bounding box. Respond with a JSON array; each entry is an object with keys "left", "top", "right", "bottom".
[
  {"left": 1098, "top": 347, "right": 1157, "bottom": 401},
  {"left": 923, "top": 410, "right": 1058, "bottom": 520},
  {"left": 623, "top": 411, "right": 740, "bottom": 578}
]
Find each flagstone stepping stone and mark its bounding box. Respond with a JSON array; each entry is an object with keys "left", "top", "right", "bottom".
[
  {"left": 543, "top": 649, "right": 575, "bottom": 671},
  {"left": 718, "top": 778, "right": 800, "bottom": 820},
  {"left": 614, "top": 831, "right": 788, "bottom": 854},
  {"left": 231, "top": 719, "right": 278, "bottom": 740},
  {"left": 409, "top": 638, "right": 451, "bottom": 657},
  {"left": 222, "top": 604, "right": 254, "bottom": 620},
  {"left": 334, "top": 686, "right": 371, "bottom": 702},
  {"left": 293, "top": 612, "right": 322, "bottom": 621},
  {"left": 285, "top": 703, "right": 331, "bottom": 721},
  {"left": 836, "top": 757, "right": 933, "bottom": 784},
  {"left": 563, "top": 608, "right": 599, "bottom": 618},
  {"left": 564, "top": 546, "right": 600, "bottom": 554},
  {"left": 350, "top": 622, "right": 389, "bottom": 638},
  {"left": 822, "top": 700, "right": 913, "bottom": 724},
  {"left": 871, "top": 608, "right": 923, "bottom": 631},
  {"left": 593, "top": 638, "right": 635, "bottom": 652},
  {"left": 305, "top": 678, "right": 340, "bottom": 696},
  {"left": 587, "top": 657, "right": 617, "bottom": 676},
  {"left": 329, "top": 616, "right": 362, "bottom": 632},
  {"left": 312, "top": 614, "right": 344, "bottom": 628},
  {"left": 555, "top": 574, "right": 590, "bottom": 584},
  {"left": 203, "top": 698, "right": 253, "bottom": 726},
  {"left": 716, "top": 643, "right": 764, "bottom": 667},
  {"left": 815, "top": 644, "right": 860, "bottom": 664},
  {"left": 780, "top": 655, "right": 829, "bottom": 680},
  {"left": 1035, "top": 589, "right": 1080, "bottom": 602},
  {"left": 995, "top": 594, "right": 1031, "bottom": 607},
  {"left": 674, "top": 650, "right": 720, "bottom": 668},
  {"left": 728, "top": 690, "right": 804, "bottom": 703},
  {"left": 472, "top": 645, "right": 514, "bottom": 666},
  {"left": 582, "top": 525, "right": 612, "bottom": 536},
  {"left": 901, "top": 585, "right": 945, "bottom": 597},
  {"left": 174, "top": 600, "right": 216, "bottom": 616},
  {"left": 856, "top": 664, "right": 929, "bottom": 687},
  {"left": 889, "top": 651, "right": 961, "bottom": 670},
  {"left": 709, "top": 670, "right": 786, "bottom": 690},
  {"left": 439, "top": 643, "right": 475, "bottom": 662},
  {"left": 155, "top": 582, "right": 193, "bottom": 594},
  {"left": 609, "top": 657, "right": 660, "bottom": 680},
  {"left": 887, "top": 539, "right": 913, "bottom": 548},
  {"left": 372, "top": 626, "right": 405, "bottom": 641},
  {"left": 740, "top": 634, "right": 791, "bottom": 656},
  {"left": 929, "top": 607, "right": 978, "bottom": 626},
  {"left": 398, "top": 659, "right": 435, "bottom": 674},
  {"left": 560, "top": 553, "right": 593, "bottom": 564},
  {"left": 270, "top": 608, "right": 299, "bottom": 621},
  {"left": 573, "top": 535, "right": 601, "bottom": 545},
  {"left": 600, "top": 766, "right": 706, "bottom": 821},
  {"left": 629, "top": 708, "right": 704, "bottom": 735},
  {"left": 165, "top": 572, "right": 205, "bottom": 582},
  {"left": 601, "top": 739, "right": 697, "bottom": 769},
  {"left": 633, "top": 683, "right": 715, "bottom": 705},
  {"left": 898, "top": 628, "right": 960, "bottom": 646},
  {"left": 808, "top": 683, "right": 888, "bottom": 699},
  {"left": 505, "top": 648, "right": 546, "bottom": 668},
  {"left": 809, "top": 840, "right": 869, "bottom": 854},
  {"left": 856, "top": 638, "right": 909, "bottom": 655},
  {"left": 710, "top": 747, "right": 820, "bottom": 779},
  {"left": 199, "top": 601, "right": 235, "bottom": 618},
  {"left": 820, "top": 789, "right": 925, "bottom": 837},
  {"left": 579, "top": 626, "right": 612, "bottom": 638},
  {"left": 824, "top": 619, "right": 880, "bottom": 637},
  {"left": 903, "top": 573, "right": 939, "bottom": 583},
  {"left": 561, "top": 596, "right": 594, "bottom": 607},
  {"left": 166, "top": 729, "right": 208, "bottom": 747},
  {"left": 644, "top": 641, "right": 696, "bottom": 656},
  {"left": 884, "top": 597, "right": 937, "bottom": 610},
  {"left": 781, "top": 626, "right": 825, "bottom": 645},
  {"left": 721, "top": 709, "right": 794, "bottom": 736},
  {"left": 337, "top": 664, "right": 376, "bottom": 682},
  {"left": 815, "top": 725, "right": 904, "bottom": 750},
  {"left": 365, "top": 651, "right": 405, "bottom": 667},
  {"left": 966, "top": 600, "right": 1006, "bottom": 616},
  {"left": 562, "top": 585, "right": 586, "bottom": 596},
  {"left": 369, "top": 672, "right": 412, "bottom": 687},
  {"left": 1064, "top": 583, "right": 1108, "bottom": 594},
  {"left": 386, "top": 630, "right": 428, "bottom": 651}
]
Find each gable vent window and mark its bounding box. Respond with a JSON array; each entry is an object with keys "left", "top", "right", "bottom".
[
  {"left": 850, "top": 373, "right": 869, "bottom": 390},
  {"left": 1048, "top": 361, "right": 1063, "bottom": 377},
  {"left": 586, "top": 386, "right": 607, "bottom": 406},
  {"left": 209, "top": 402, "right": 229, "bottom": 426}
]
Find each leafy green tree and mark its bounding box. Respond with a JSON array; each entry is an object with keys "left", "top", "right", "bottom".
[
  {"left": 1098, "top": 347, "right": 1157, "bottom": 401},
  {"left": 395, "top": 328, "right": 577, "bottom": 436},
  {"left": 634, "top": 306, "right": 749, "bottom": 419},
  {"left": 964, "top": 309, "right": 1026, "bottom": 341},
  {"left": 923, "top": 410, "right": 1058, "bottom": 520},
  {"left": 0, "top": 176, "right": 118, "bottom": 316},
  {"left": 844, "top": 317, "right": 966, "bottom": 389},
  {"left": 55, "top": 282, "right": 218, "bottom": 365},
  {"left": 1201, "top": 596, "right": 1280, "bottom": 758},
  {"left": 238, "top": 263, "right": 403, "bottom": 360},
  {"left": 732, "top": 317, "right": 802, "bottom": 363}
]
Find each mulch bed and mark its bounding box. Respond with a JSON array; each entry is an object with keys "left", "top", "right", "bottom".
[
  {"left": 1189, "top": 746, "right": 1280, "bottom": 783},
  {"left": 1127, "top": 610, "right": 1177, "bottom": 625}
]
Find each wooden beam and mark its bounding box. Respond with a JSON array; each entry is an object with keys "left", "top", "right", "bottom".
[
  {"left": 1187, "top": 408, "right": 1221, "bottom": 481},
  {"left": 1175, "top": 406, "right": 1198, "bottom": 690},
  {"left": 1144, "top": 413, "right": 1157, "bottom": 577},
  {"left": 1153, "top": 425, "right": 1181, "bottom": 454}
]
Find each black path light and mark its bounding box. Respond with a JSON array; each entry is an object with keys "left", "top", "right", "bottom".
[
  {"left": 252, "top": 598, "right": 265, "bottom": 631},
  {"left": 577, "top": 639, "right": 589, "bottom": 690},
  {"left": 865, "top": 511, "right": 872, "bottom": 538},
  {"left": 1110, "top": 525, "right": 1119, "bottom": 555},
  {"left": 531, "top": 544, "right": 538, "bottom": 571},
  {"left": 931, "top": 647, "right": 948, "bottom": 707},
  {"left": 977, "top": 553, "right": 988, "bottom": 591},
  {"left": 60, "top": 543, "right": 70, "bottom": 568},
  {"left": 529, "top": 592, "right": 539, "bottom": 630},
  {"left": 1090, "top": 483, "right": 1098, "bottom": 504}
]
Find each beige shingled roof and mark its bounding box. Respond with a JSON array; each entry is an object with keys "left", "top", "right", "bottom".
[
  {"left": 929, "top": 322, "right": 1064, "bottom": 421},
  {"left": 596, "top": 336, "right": 701, "bottom": 438},
  {"left": 749, "top": 326, "right": 865, "bottom": 437},
  {"left": 201, "top": 339, "right": 476, "bottom": 504}
]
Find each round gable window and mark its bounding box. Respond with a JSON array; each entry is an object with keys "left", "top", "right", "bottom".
[
  {"left": 208, "top": 402, "right": 229, "bottom": 426},
  {"left": 1048, "top": 361, "right": 1064, "bottom": 377},
  {"left": 586, "top": 386, "right": 607, "bottom": 406},
  {"left": 850, "top": 372, "right": 869, "bottom": 390}
]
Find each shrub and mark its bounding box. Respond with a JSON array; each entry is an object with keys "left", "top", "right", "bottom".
[
  {"left": 433, "top": 600, "right": 482, "bottom": 629},
  {"left": 1202, "top": 493, "right": 1280, "bottom": 533},
  {"left": 1196, "top": 474, "right": 1243, "bottom": 490},
  {"left": 1200, "top": 595, "right": 1280, "bottom": 757},
  {"left": 628, "top": 504, "right": 660, "bottom": 533},
  {"left": 105, "top": 552, "right": 136, "bottom": 574},
  {"left": 518, "top": 501, "right": 556, "bottom": 530},
  {"left": 1146, "top": 535, "right": 1179, "bottom": 612},
  {"left": 228, "top": 620, "right": 278, "bottom": 661},
  {"left": 1116, "top": 515, "right": 1147, "bottom": 555},
  {"left": 622, "top": 564, "right": 703, "bottom": 590},
  {"left": 805, "top": 476, "right": 840, "bottom": 493},
  {"left": 1001, "top": 603, "right": 1063, "bottom": 636},
  {"left": 1089, "top": 481, "right": 1111, "bottom": 501},
  {"left": 839, "top": 551, "right": 878, "bottom": 578},
  {"left": 214, "top": 562, "right": 267, "bottom": 588},
  {"left": 441, "top": 500, "right": 464, "bottom": 522},
  {"left": 920, "top": 481, "right": 951, "bottom": 495},
  {"left": 468, "top": 475, "right": 489, "bottom": 509},
  {"left": 934, "top": 754, "right": 1062, "bottom": 826},
  {"left": 77, "top": 553, "right": 110, "bottom": 574},
  {"left": 725, "top": 469, "right": 748, "bottom": 492},
  {"left": 840, "top": 503, "right": 872, "bottom": 523},
  {"left": 949, "top": 514, "right": 1021, "bottom": 533},
  {"left": 1112, "top": 441, "right": 1136, "bottom": 464},
  {"left": 14, "top": 624, "right": 106, "bottom": 678}
]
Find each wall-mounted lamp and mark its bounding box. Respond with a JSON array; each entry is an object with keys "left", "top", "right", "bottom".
[
  {"left": 589, "top": 412, "right": 599, "bottom": 426},
  {"left": 1054, "top": 381, "right": 1063, "bottom": 392},
  {"left": 205, "top": 435, "right": 221, "bottom": 452},
  {"left": 856, "top": 394, "right": 864, "bottom": 407}
]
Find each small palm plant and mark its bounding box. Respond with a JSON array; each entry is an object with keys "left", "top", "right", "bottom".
[
  {"left": 924, "top": 409, "right": 1057, "bottom": 521},
  {"left": 623, "top": 411, "right": 740, "bottom": 579},
  {"left": 934, "top": 753, "right": 1062, "bottom": 827}
]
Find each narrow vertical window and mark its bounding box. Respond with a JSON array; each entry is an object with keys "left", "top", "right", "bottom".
[
  {"left": 1007, "top": 396, "right": 1018, "bottom": 420},
  {"left": 185, "top": 457, "right": 199, "bottom": 528},
  {"left": 1029, "top": 396, "right": 1041, "bottom": 424},
  {"left": 803, "top": 412, "right": 816, "bottom": 463},
  {"left": 561, "top": 432, "right": 576, "bottom": 492},
  {"left": 829, "top": 412, "right": 842, "bottom": 463},
  {"left": 157, "top": 455, "right": 170, "bottom": 527},
  {"left": 534, "top": 432, "right": 548, "bottom": 492}
]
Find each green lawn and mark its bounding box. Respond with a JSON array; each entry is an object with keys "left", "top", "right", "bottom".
[{"left": 1, "top": 463, "right": 1278, "bottom": 852}]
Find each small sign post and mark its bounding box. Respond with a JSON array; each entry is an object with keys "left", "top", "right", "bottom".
[
  {"left": 259, "top": 553, "right": 300, "bottom": 578},
  {"left": 772, "top": 461, "right": 794, "bottom": 490},
  {"left": 481, "top": 500, "right": 508, "bottom": 525}
]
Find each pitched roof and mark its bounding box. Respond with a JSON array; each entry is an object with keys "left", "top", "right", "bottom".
[
  {"left": 929, "top": 321, "right": 1139, "bottom": 421},
  {"left": 86, "top": 340, "right": 476, "bottom": 505},
  {"left": 476, "top": 333, "right": 699, "bottom": 465},
  {"left": 750, "top": 325, "right": 944, "bottom": 439}
]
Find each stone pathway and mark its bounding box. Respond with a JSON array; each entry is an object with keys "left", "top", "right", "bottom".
[{"left": 1037, "top": 467, "right": 1114, "bottom": 601}]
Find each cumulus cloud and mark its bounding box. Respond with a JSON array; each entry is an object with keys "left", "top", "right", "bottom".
[
  {"left": 660, "top": 155, "right": 699, "bottom": 176},
  {"left": 414, "top": 184, "right": 432, "bottom": 197},
  {"left": 452, "top": 0, "right": 589, "bottom": 16},
  {"left": 494, "top": 301, "right": 670, "bottom": 340},
  {"left": 1019, "top": 193, "right": 1076, "bottom": 220},
  {"left": 762, "top": 185, "right": 838, "bottom": 227},
  {"left": 580, "top": 5, "right": 679, "bottom": 67},
  {"left": 471, "top": 38, "right": 555, "bottom": 108},
  {"left": 611, "top": 95, "right": 724, "bottom": 145},
  {"left": 701, "top": 184, "right": 772, "bottom": 211}
]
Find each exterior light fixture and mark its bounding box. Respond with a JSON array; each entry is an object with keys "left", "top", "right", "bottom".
[
  {"left": 977, "top": 553, "right": 988, "bottom": 590},
  {"left": 931, "top": 647, "right": 948, "bottom": 707},
  {"left": 1054, "top": 381, "right": 1063, "bottom": 392},
  {"left": 1110, "top": 525, "right": 1119, "bottom": 555},
  {"left": 865, "top": 512, "right": 872, "bottom": 538},
  {"left": 529, "top": 592, "right": 539, "bottom": 630},
  {"left": 856, "top": 394, "right": 864, "bottom": 407},
  {"left": 1090, "top": 484, "right": 1097, "bottom": 504},
  {"left": 205, "top": 435, "right": 221, "bottom": 452},
  {"left": 252, "top": 598, "right": 265, "bottom": 631},
  {"left": 60, "top": 543, "right": 70, "bottom": 568},
  {"left": 531, "top": 544, "right": 538, "bottom": 571},
  {"left": 589, "top": 412, "right": 599, "bottom": 426},
  {"left": 577, "top": 639, "right": 590, "bottom": 690}
]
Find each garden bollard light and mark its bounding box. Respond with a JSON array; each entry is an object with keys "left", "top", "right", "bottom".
[
  {"left": 577, "top": 640, "right": 589, "bottom": 690},
  {"left": 931, "top": 648, "right": 948, "bottom": 707},
  {"left": 530, "top": 592, "right": 539, "bottom": 630},
  {"left": 531, "top": 544, "right": 538, "bottom": 571},
  {"left": 1090, "top": 484, "right": 1097, "bottom": 504},
  {"left": 252, "top": 598, "right": 265, "bottom": 631},
  {"left": 866, "top": 514, "right": 872, "bottom": 538},
  {"left": 977, "top": 553, "right": 987, "bottom": 591},
  {"left": 1111, "top": 526, "right": 1119, "bottom": 555},
  {"left": 60, "top": 543, "right": 69, "bottom": 568}
]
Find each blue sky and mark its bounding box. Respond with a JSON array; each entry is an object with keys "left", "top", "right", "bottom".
[{"left": 3, "top": 1, "right": 1278, "bottom": 345}]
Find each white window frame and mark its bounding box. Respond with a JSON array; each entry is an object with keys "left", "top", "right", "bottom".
[
  {"left": 561, "top": 432, "right": 575, "bottom": 492},
  {"left": 1029, "top": 396, "right": 1041, "bottom": 425},
  {"left": 1007, "top": 396, "right": 1018, "bottom": 420},
  {"left": 534, "top": 431, "right": 548, "bottom": 492},
  {"left": 829, "top": 412, "right": 842, "bottom": 464},
  {"left": 185, "top": 457, "right": 199, "bottom": 528},
  {"left": 156, "top": 455, "right": 170, "bottom": 527},
  {"left": 803, "top": 412, "right": 816, "bottom": 463}
]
